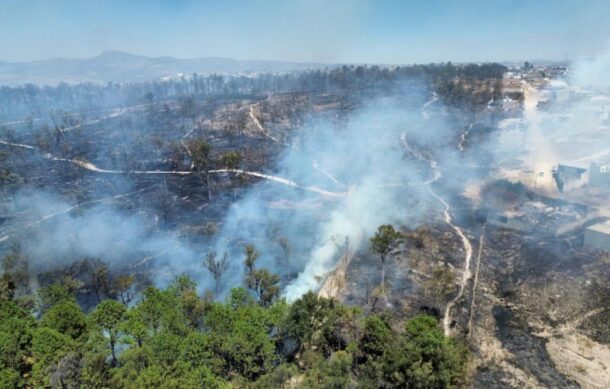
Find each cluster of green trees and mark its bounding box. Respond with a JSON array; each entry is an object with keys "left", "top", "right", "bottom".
[{"left": 1, "top": 270, "right": 467, "bottom": 388}]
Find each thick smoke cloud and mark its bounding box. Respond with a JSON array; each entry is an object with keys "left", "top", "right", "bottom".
[{"left": 3, "top": 190, "right": 210, "bottom": 288}]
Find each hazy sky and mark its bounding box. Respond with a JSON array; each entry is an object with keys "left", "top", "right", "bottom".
[{"left": 1, "top": 0, "right": 609, "bottom": 63}]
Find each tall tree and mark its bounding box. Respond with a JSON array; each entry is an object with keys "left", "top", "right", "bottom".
[
  {"left": 381, "top": 315, "right": 467, "bottom": 387},
  {"left": 90, "top": 299, "right": 126, "bottom": 366},
  {"left": 179, "top": 95, "right": 197, "bottom": 124},
  {"left": 369, "top": 224, "right": 403, "bottom": 292},
  {"left": 40, "top": 299, "right": 87, "bottom": 340}
]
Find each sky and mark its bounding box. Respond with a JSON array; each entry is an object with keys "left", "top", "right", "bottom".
[{"left": 1, "top": 0, "right": 609, "bottom": 64}]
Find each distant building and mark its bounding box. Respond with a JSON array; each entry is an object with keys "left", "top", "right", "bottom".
[
  {"left": 584, "top": 220, "right": 610, "bottom": 252},
  {"left": 557, "top": 164, "right": 587, "bottom": 181},
  {"left": 589, "top": 162, "right": 610, "bottom": 190},
  {"left": 553, "top": 164, "right": 587, "bottom": 192}
]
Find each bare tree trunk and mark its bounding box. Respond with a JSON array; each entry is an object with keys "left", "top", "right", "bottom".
[
  {"left": 231, "top": 173, "right": 237, "bottom": 199},
  {"left": 91, "top": 283, "right": 101, "bottom": 303},
  {"left": 206, "top": 172, "right": 212, "bottom": 202},
  {"left": 110, "top": 338, "right": 117, "bottom": 367},
  {"left": 380, "top": 256, "right": 386, "bottom": 292}
]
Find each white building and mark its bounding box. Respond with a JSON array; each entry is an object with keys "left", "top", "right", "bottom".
[
  {"left": 589, "top": 163, "right": 610, "bottom": 190},
  {"left": 584, "top": 220, "right": 610, "bottom": 252}
]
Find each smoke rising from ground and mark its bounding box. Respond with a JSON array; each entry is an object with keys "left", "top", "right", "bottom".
[
  {"left": 2, "top": 190, "right": 207, "bottom": 287},
  {"left": 1, "top": 84, "right": 472, "bottom": 300},
  {"left": 209, "top": 95, "right": 456, "bottom": 300}
]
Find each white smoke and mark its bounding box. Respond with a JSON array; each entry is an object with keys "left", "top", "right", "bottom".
[
  {"left": 208, "top": 95, "right": 447, "bottom": 300},
  {"left": 494, "top": 52, "right": 610, "bottom": 194},
  {"left": 572, "top": 51, "right": 610, "bottom": 91},
  {"left": 3, "top": 190, "right": 209, "bottom": 288}
]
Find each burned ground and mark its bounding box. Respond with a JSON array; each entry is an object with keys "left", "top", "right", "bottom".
[{"left": 336, "top": 187, "right": 609, "bottom": 388}]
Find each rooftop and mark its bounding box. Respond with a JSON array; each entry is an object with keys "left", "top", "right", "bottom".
[{"left": 587, "top": 220, "right": 610, "bottom": 235}]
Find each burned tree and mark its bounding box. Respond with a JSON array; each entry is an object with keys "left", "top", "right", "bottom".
[
  {"left": 113, "top": 274, "right": 135, "bottom": 306},
  {"left": 188, "top": 139, "right": 213, "bottom": 201},
  {"left": 221, "top": 150, "right": 242, "bottom": 198},
  {"left": 243, "top": 244, "right": 280, "bottom": 307},
  {"left": 203, "top": 251, "right": 229, "bottom": 291},
  {"left": 85, "top": 259, "right": 112, "bottom": 303},
  {"left": 1, "top": 244, "right": 30, "bottom": 297},
  {"left": 277, "top": 237, "right": 291, "bottom": 265},
  {"left": 179, "top": 95, "right": 197, "bottom": 125}
]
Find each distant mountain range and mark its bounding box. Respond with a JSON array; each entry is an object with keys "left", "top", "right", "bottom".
[{"left": 0, "top": 51, "right": 328, "bottom": 86}]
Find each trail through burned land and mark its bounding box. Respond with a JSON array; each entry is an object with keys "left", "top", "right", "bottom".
[
  {"left": 0, "top": 93, "right": 308, "bottom": 275},
  {"left": 338, "top": 211, "right": 610, "bottom": 388},
  {"left": 2, "top": 85, "right": 432, "bottom": 298}
]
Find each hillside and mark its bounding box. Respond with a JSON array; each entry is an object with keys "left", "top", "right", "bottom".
[{"left": 0, "top": 51, "right": 327, "bottom": 86}]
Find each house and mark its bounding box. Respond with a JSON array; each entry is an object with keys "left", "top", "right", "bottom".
[
  {"left": 584, "top": 220, "right": 610, "bottom": 252},
  {"left": 553, "top": 164, "right": 587, "bottom": 192},
  {"left": 589, "top": 162, "right": 610, "bottom": 190}
]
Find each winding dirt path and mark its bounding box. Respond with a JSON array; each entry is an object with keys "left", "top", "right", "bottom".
[
  {"left": 400, "top": 126, "right": 475, "bottom": 336},
  {"left": 60, "top": 103, "right": 157, "bottom": 132},
  {"left": 249, "top": 95, "right": 282, "bottom": 143},
  {"left": 420, "top": 92, "right": 475, "bottom": 336},
  {"left": 428, "top": 188, "right": 474, "bottom": 336},
  {"left": 208, "top": 169, "right": 346, "bottom": 198},
  {"left": 1, "top": 138, "right": 346, "bottom": 199},
  {"left": 45, "top": 155, "right": 192, "bottom": 175},
  {"left": 0, "top": 140, "right": 35, "bottom": 150},
  {"left": 0, "top": 117, "right": 45, "bottom": 127},
  {"left": 312, "top": 159, "right": 345, "bottom": 188},
  {"left": 422, "top": 94, "right": 438, "bottom": 119}
]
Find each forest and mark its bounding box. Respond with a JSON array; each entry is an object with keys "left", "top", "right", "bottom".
[{"left": 1, "top": 255, "right": 467, "bottom": 388}]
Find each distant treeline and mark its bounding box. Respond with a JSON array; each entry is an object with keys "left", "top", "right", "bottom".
[{"left": 0, "top": 63, "right": 507, "bottom": 121}]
